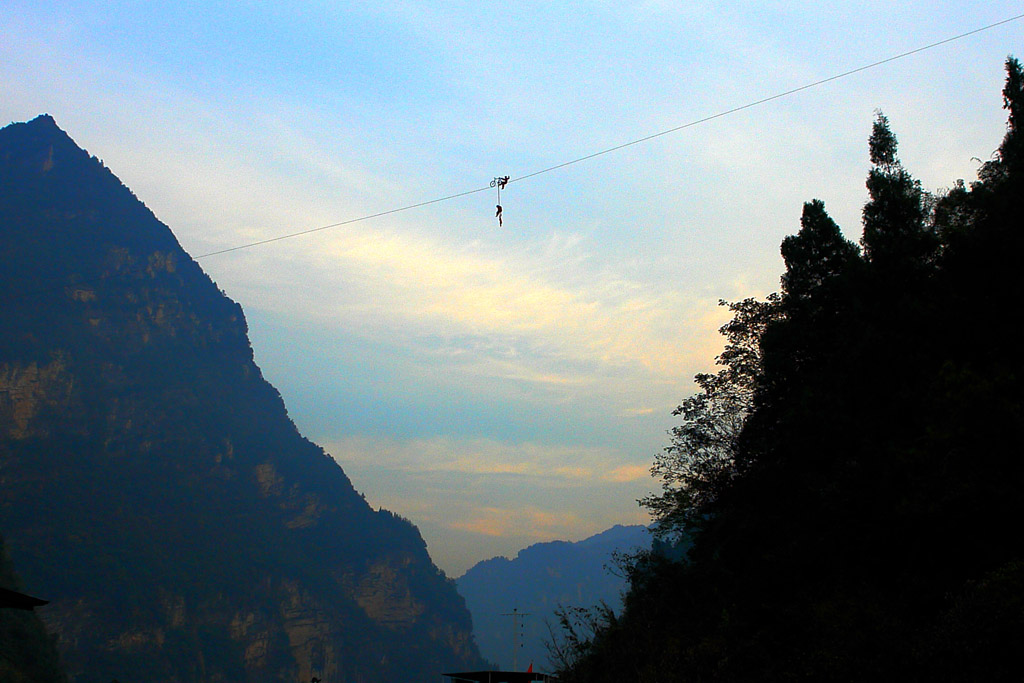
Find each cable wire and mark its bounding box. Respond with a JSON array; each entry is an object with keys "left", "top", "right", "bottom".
[
  {"left": 195, "top": 185, "right": 491, "bottom": 258},
  {"left": 511, "top": 14, "right": 1024, "bottom": 186},
  {"left": 193, "top": 12, "right": 1024, "bottom": 260}
]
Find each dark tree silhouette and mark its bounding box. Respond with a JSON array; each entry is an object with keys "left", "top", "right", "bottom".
[
  {"left": 861, "top": 112, "right": 937, "bottom": 272},
  {"left": 556, "top": 57, "right": 1024, "bottom": 683}
]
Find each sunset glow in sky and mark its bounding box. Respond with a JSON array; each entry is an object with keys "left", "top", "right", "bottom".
[{"left": 3, "top": 1, "right": 1021, "bottom": 574}]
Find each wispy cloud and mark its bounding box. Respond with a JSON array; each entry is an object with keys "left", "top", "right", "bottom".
[
  {"left": 449, "top": 506, "right": 582, "bottom": 538},
  {"left": 326, "top": 435, "right": 634, "bottom": 483},
  {"left": 323, "top": 433, "right": 654, "bottom": 573},
  {"left": 603, "top": 464, "right": 651, "bottom": 483},
  {"left": 227, "top": 225, "right": 732, "bottom": 395},
  {"left": 619, "top": 406, "right": 656, "bottom": 417}
]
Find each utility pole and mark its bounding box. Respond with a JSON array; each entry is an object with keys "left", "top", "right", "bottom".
[{"left": 501, "top": 607, "right": 530, "bottom": 671}]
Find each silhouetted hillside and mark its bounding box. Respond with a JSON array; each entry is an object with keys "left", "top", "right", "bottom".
[
  {"left": 0, "top": 114, "right": 487, "bottom": 683},
  {"left": 555, "top": 57, "right": 1024, "bottom": 682},
  {"left": 458, "top": 525, "right": 650, "bottom": 671}
]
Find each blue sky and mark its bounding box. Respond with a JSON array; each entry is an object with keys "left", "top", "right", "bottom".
[{"left": 2, "top": 1, "right": 1021, "bottom": 575}]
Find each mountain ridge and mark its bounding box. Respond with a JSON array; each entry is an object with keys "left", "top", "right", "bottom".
[
  {"left": 0, "top": 114, "right": 486, "bottom": 682},
  {"left": 457, "top": 524, "right": 650, "bottom": 671}
]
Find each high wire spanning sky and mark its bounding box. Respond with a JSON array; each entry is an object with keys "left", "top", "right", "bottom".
[{"left": 2, "top": 1, "right": 1021, "bottom": 575}]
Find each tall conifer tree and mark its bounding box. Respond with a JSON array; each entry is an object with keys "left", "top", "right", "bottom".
[
  {"left": 780, "top": 199, "right": 859, "bottom": 314},
  {"left": 861, "top": 113, "right": 936, "bottom": 272}
]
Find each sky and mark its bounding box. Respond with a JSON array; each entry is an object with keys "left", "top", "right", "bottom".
[{"left": 2, "top": 1, "right": 1021, "bottom": 576}]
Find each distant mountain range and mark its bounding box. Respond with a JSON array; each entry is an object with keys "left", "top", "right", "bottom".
[
  {"left": 0, "top": 115, "right": 487, "bottom": 682},
  {"left": 457, "top": 525, "right": 651, "bottom": 672}
]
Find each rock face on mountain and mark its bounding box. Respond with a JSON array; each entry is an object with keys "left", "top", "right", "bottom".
[
  {"left": 457, "top": 525, "right": 650, "bottom": 671},
  {"left": 0, "top": 115, "right": 486, "bottom": 683}
]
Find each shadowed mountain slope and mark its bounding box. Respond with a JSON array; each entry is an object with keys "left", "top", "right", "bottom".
[
  {"left": 458, "top": 525, "right": 650, "bottom": 671},
  {"left": 0, "top": 114, "right": 486, "bottom": 683}
]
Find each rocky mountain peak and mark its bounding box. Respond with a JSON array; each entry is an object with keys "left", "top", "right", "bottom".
[{"left": 0, "top": 116, "right": 487, "bottom": 682}]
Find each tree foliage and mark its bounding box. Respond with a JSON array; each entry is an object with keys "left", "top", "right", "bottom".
[
  {"left": 780, "top": 199, "right": 859, "bottom": 313},
  {"left": 642, "top": 297, "right": 779, "bottom": 538},
  {"left": 557, "top": 57, "right": 1024, "bottom": 682},
  {"left": 862, "top": 112, "right": 937, "bottom": 271}
]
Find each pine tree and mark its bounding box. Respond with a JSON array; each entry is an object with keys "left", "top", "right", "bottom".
[
  {"left": 780, "top": 200, "right": 859, "bottom": 312},
  {"left": 980, "top": 56, "right": 1024, "bottom": 182},
  {"left": 861, "top": 113, "right": 936, "bottom": 273}
]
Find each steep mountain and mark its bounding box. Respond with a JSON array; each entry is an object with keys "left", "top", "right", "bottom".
[
  {"left": 457, "top": 525, "right": 650, "bottom": 671},
  {"left": 0, "top": 115, "right": 487, "bottom": 682}
]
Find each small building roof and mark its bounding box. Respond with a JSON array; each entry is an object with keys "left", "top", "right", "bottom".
[{"left": 0, "top": 586, "right": 49, "bottom": 610}]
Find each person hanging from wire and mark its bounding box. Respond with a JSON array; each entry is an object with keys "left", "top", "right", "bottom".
[{"left": 491, "top": 175, "right": 510, "bottom": 226}]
